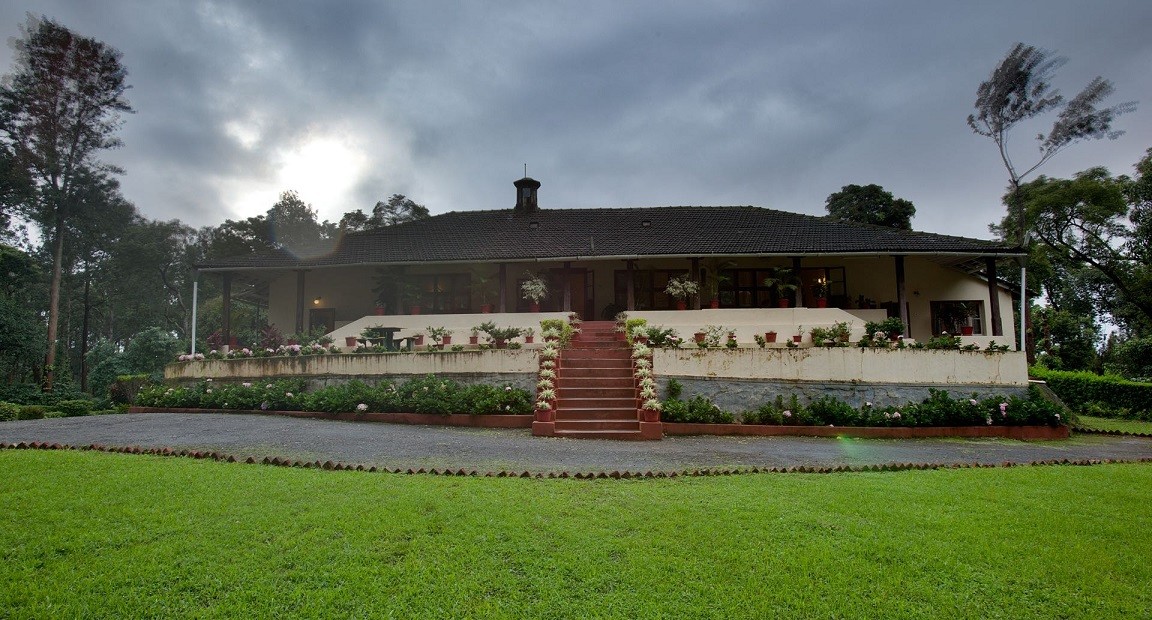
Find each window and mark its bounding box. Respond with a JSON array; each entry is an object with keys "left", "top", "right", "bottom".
[
  {"left": 414, "top": 274, "right": 471, "bottom": 314},
  {"left": 714, "top": 266, "right": 847, "bottom": 308},
  {"left": 930, "top": 300, "right": 983, "bottom": 335},
  {"left": 614, "top": 269, "right": 689, "bottom": 310}
]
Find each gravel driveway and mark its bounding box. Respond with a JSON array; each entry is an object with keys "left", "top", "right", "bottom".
[{"left": 3, "top": 412, "right": 1151, "bottom": 474}]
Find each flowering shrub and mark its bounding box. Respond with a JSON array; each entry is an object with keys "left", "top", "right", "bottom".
[
  {"left": 136, "top": 375, "right": 533, "bottom": 415},
  {"left": 733, "top": 387, "right": 1065, "bottom": 427},
  {"left": 176, "top": 343, "right": 340, "bottom": 362}
]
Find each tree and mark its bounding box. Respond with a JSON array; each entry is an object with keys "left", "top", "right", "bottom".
[
  {"left": 0, "top": 16, "right": 132, "bottom": 390},
  {"left": 824, "top": 184, "right": 915, "bottom": 230},
  {"left": 968, "top": 43, "right": 1135, "bottom": 239},
  {"left": 339, "top": 194, "right": 429, "bottom": 231},
  {"left": 1018, "top": 166, "right": 1152, "bottom": 332},
  {"left": 968, "top": 42, "right": 1135, "bottom": 359}
]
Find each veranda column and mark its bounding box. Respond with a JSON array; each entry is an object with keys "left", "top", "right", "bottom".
[
  {"left": 498, "top": 263, "right": 507, "bottom": 313},
  {"left": 221, "top": 273, "right": 232, "bottom": 347},
  {"left": 986, "top": 257, "right": 1003, "bottom": 337},
  {"left": 626, "top": 260, "right": 636, "bottom": 311},
  {"left": 792, "top": 256, "right": 803, "bottom": 307},
  {"left": 559, "top": 261, "right": 570, "bottom": 312},
  {"left": 691, "top": 257, "right": 701, "bottom": 310},
  {"left": 295, "top": 270, "right": 307, "bottom": 334},
  {"left": 894, "top": 256, "right": 909, "bottom": 337}
]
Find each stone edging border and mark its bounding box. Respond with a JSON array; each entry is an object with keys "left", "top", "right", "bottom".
[
  {"left": 1072, "top": 426, "right": 1152, "bottom": 438},
  {"left": 129, "top": 407, "right": 1070, "bottom": 439},
  {"left": 3, "top": 440, "right": 1151, "bottom": 479}
]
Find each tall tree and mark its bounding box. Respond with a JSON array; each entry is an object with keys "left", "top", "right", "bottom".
[
  {"left": 968, "top": 42, "right": 1134, "bottom": 359},
  {"left": 339, "top": 194, "right": 429, "bottom": 231},
  {"left": 968, "top": 43, "right": 1135, "bottom": 239},
  {"left": 0, "top": 16, "right": 132, "bottom": 390},
  {"left": 824, "top": 184, "right": 915, "bottom": 230}
]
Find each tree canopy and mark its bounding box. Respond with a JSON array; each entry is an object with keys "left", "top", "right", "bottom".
[
  {"left": 339, "top": 194, "right": 429, "bottom": 232},
  {"left": 824, "top": 184, "right": 915, "bottom": 230}
]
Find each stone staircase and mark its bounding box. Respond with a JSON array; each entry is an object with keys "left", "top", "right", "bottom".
[{"left": 552, "top": 321, "right": 651, "bottom": 440}]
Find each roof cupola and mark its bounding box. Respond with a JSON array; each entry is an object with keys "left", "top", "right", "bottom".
[{"left": 513, "top": 176, "right": 541, "bottom": 214}]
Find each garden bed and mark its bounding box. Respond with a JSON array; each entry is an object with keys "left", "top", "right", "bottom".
[
  {"left": 663, "top": 422, "right": 1069, "bottom": 440},
  {"left": 128, "top": 407, "right": 534, "bottom": 429}
]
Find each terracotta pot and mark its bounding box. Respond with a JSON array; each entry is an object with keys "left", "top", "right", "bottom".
[
  {"left": 792, "top": 335, "right": 802, "bottom": 343},
  {"left": 694, "top": 332, "right": 705, "bottom": 343},
  {"left": 709, "top": 298, "right": 720, "bottom": 309},
  {"left": 641, "top": 409, "right": 661, "bottom": 422},
  {"left": 961, "top": 326, "right": 974, "bottom": 336},
  {"left": 535, "top": 409, "right": 554, "bottom": 422},
  {"left": 765, "top": 332, "right": 777, "bottom": 343},
  {"left": 345, "top": 336, "right": 358, "bottom": 347},
  {"left": 409, "top": 305, "right": 422, "bottom": 315},
  {"left": 469, "top": 336, "right": 479, "bottom": 345},
  {"left": 616, "top": 332, "right": 627, "bottom": 341},
  {"left": 414, "top": 335, "right": 424, "bottom": 346},
  {"left": 525, "top": 336, "right": 534, "bottom": 344},
  {"left": 676, "top": 300, "right": 687, "bottom": 311},
  {"left": 816, "top": 298, "right": 828, "bottom": 308},
  {"left": 777, "top": 299, "right": 790, "bottom": 308},
  {"left": 374, "top": 306, "right": 385, "bottom": 315},
  {"left": 442, "top": 335, "right": 452, "bottom": 345},
  {"left": 495, "top": 338, "right": 507, "bottom": 349},
  {"left": 480, "top": 304, "right": 493, "bottom": 314},
  {"left": 528, "top": 302, "right": 541, "bottom": 312}
]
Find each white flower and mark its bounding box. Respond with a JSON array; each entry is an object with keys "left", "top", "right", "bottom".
[
  {"left": 505, "top": 386, "right": 512, "bottom": 391},
  {"left": 783, "top": 410, "right": 791, "bottom": 417},
  {"left": 864, "top": 402, "right": 873, "bottom": 408},
  {"left": 242, "top": 382, "right": 252, "bottom": 388},
  {"left": 206, "top": 389, "right": 213, "bottom": 393},
  {"left": 969, "top": 399, "right": 978, "bottom": 406},
  {"left": 356, "top": 403, "right": 368, "bottom": 412},
  {"left": 285, "top": 392, "right": 293, "bottom": 398},
  {"left": 892, "top": 411, "right": 901, "bottom": 419}
]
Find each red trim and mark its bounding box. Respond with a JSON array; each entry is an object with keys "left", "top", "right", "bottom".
[{"left": 129, "top": 407, "right": 533, "bottom": 429}]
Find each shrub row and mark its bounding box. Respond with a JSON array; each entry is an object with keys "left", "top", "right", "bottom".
[
  {"left": 662, "top": 387, "right": 1066, "bottom": 428},
  {"left": 135, "top": 376, "right": 534, "bottom": 416},
  {"left": 0, "top": 400, "right": 121, "bottom": 421},
  {"left": 1031, "top": 367, "right": 1152, "bottom": 418}
]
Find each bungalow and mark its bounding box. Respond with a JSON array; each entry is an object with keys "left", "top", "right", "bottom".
[{"left": 194, "top": 177, "right": 1025, "bottom": 349}]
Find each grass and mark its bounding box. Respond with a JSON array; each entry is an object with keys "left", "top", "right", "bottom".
[
  {"left": 1077, "top": 415, "right": 1152, "bottom": 435},
  {"left": 2, "top": 451, "right": 1151, "bottom": 619}
]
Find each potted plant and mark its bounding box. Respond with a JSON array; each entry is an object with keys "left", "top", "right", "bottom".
[
  {"left": 344, "top": 335, "right": 359, "bottom": 347},
  {"left": 764, "top": 330, "right": 778, "bottom": 343},
  {"left": 762, "top": 268, "right": 799, "bottom": 307},
  {"left": 792, "top": 325, "right": 804, "bottom": 344},
  {"left": 703, "top": 260, "right": 735, "bottom": 309},
  {"left": 520, "top": 272, "right": 548, "bottom": 312},
  {"left": 523, "top": 327, "right": 535, "bottom": 344},
  {"left": 472, "top": 267, "right": 498, "bottom": 313},
  {"left": 426, "top": 326, "right": 452, "bottom": 349},
  {"left": 813, "top": 279, "right": 828, "bottom": 308},
  {"left": 664, "top": 274, "right": 699, "bottom": 310},
  {"left": 936, "top": 302, "right": 973, "bottom": 336},
  {"left": 468, "top": 327, "right": 480, "bottom": 345},
  {"left": 880, "top": 317, "right": 905, "bottom": 341}
]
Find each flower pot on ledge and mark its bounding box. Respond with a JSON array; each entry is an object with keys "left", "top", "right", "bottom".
[
  {"left": 528, "top": 302, "right": 541, "bottom": 313},
  {"left": 441, "top": 335, "right": 452, "bottom": 346},
  {"left": 409, "top": 305, "right": 422, "bottom": 315},
  {"left": 345, "top": 336, "right": 358, "bottom": 347},
  {"left": 675, "top": 300, "right": 687, "bottom": 311},
  {"left": 469, "top": 336, "right": 479, "bottom": 345},
  {"left": 525, "top": 335, "right": 535, "bottom": 344},
  {"left": 640, "top": 409, "right": 660, "bottom": 422},
  {"left": 792, "top": 335, "right": 803, "bottom": 344},
  {"left": 816, "top": 298, "right": 828, "bottom": 308},
  {"left": 374, "top": 306, "right": 386, "bottom": 315},
  {"left": 777, "top": 299, "right": 791, "bottom": 308},
  {"left": 535, "top": 409, "right": 555, "bottom": 422},
  {"left": 694, "top": 332, "right": 706, "bottom": 344},
  {"left": 480, "top": 304, "right": 493, "bottom": 314},
  {"left": 709, "top": 298, "right": 720, "bottom": 309},
  {"left": 961, "top": 326, "right": 974, "bottom": 336},
  {"left": 414, "top": 335, "right": 424, "bottom": 346},
  {"left": 765, "top": 331, "right": 777, "bottom": 343}
]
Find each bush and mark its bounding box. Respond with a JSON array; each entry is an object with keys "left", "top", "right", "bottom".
[
  {"left": 17, "top": 405, "right": 48, "bottom": 420},
  {"left": 662, "top": 395, "right": 734, "bottom": 424},
  {"left": 55, "top": 399, "right": 93, "bottom": 417},
  {"left": 136, "top": 376, "right": 534, "bottom": 416},
  {"left": 109, "top": 374, "right": 152, "bottom": 405},
  {"left": 1030, "top": 367, "right": 1152, "bottom": 417},
  {"left": 0, "top": 401, "right": 19, "bottom": 422}
]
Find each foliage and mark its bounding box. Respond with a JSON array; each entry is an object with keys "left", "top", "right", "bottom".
[
  {"left": 135, "top": 376, "right": 533, "bottom": 416},
  {"left": 644, "top": 326, "right": 682, "bottom": 348},
  {"left": 824, "top": 183, "right": 915, "bottom": 230},
  {"left": 663, "top": 275, "right": 698, "bottom": 301},
  {"left": 1032, "top": 307, "right": 1099, "bottom": 371},
  {"left": 761, "top": 267, "right": 799, "bottom": 299},
  {"left": 0, "top": 16, "right": 134, "bottom": 390},
  {"left": 473, "top": 321, "right": 521, "bottom": 343},
  {"left": 519, "top": 272, "right": 549, "bottom": 303},
  {"left": 55, "top": 399, "right": 93, "bottom": 417},
  {"left": 108, "top": 374, "right": 151, "bottom": 405},
  {"left": 1030, "top": 366, "right": 1152, "bottom": 417},
  {"left": 1106, "top": 336, "right": 1152, "bottom": 380},
  {"left": 0, "top": 401, "right": 18, "bottom": 421},
  {"left": 661, "top": 394, "right": 734, "bottom": 424},
  {"left": 338, "top": 194, "right": 429, "bottom": 231},
  {"left": 537, "top": 319, "right": 574, "bottom": 348}
]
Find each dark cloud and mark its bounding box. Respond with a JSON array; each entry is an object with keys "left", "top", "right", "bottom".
[{"left": 2, "top": 0, "right": 1149, "bottom": 238}]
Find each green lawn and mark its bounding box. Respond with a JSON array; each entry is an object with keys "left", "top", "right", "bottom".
[
  {"left": 1077, "top": 415, "right": 1152, "bottom": 435},
  {"left": 2, "top": 451, "right": 1150, "bottom": 619}
]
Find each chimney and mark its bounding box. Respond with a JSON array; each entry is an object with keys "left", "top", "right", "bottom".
[{"left": 513, "top": 176, "right": 541, "bottom": 214}]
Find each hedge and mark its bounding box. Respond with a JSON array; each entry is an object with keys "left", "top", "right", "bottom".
[{"left": 1031, "top": 367, "right": 1152, "bottom": 418}]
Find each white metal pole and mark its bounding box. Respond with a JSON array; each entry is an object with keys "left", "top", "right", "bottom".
[
  {"left": 1018, "top": 266, "right": 1026, "bottom": 352},
  {"left": 191, "top": 278, "right": 199, "bottom": 355}
]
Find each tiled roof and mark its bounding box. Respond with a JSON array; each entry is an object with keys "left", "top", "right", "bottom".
[{"left": 197, "top": 206, "right": 1022, "bottom": 270}]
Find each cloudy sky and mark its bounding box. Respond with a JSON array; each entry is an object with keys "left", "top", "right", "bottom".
[{"left": 2, "top": 1, "right": 1150, "bottom": 238}]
